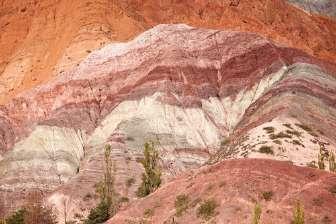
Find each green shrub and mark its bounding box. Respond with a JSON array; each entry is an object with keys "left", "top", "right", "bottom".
[
  {"left": 318, "top": 150, "right": 325, "bottom": 170},
  {"left": 283, "top": 123, "right": 293, "bottom": 129},
  {"left": 252, "top": 203, "right": 261, "bottom": 224},
  {"left": 126, "top": 178, "right": 135, "bottom": 187},
  {"left": 143, "top": 208, "right": 154, "bottom": 217},
  {"left": 197, "top": 199, "right": 218, "bottom": 220},
  {"left": 259, "top": 146, "right": 274, "bottom": 155},
  {"left": 263, "top": 127, "right": 275, "bottom": 134},
  {"left": 261, "top": 191, "right": 273, "bottom": 201},
  {"left": 295, "top": 124, "right": 312, "bottom": 132},
  {"left": 137, "top": 142, "right": 161, "bottom": 197},
  {"left": 175, "top": 194, "right": 189, "bottom": 217},
  {"left": 292, "top": 202, "right": 304, "bottom": 224},
  {"left": 269, "top": 132, "right": 292, "bottom": 139},
  {"left": 328, "top": 151, "right": 336, "bottom": 172},
  {"left": 5, "top": 209, "right": 26, "bottom": 224},
  {"left": 84, "top": 200, "right": 110, "bottom": 224},
  {"left": 273, "top": 140, "right": 282, "bottom": 145},
  {"left": 286, "top": 130, "right": 302, "bottom": 137}
]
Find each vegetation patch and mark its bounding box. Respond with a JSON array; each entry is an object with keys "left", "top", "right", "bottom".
[
  {"left": 263, "top": 126, "right": 275, "bottom": 134},
  {"left": 137, "top": 142, "right": 161, "bottom": 197},
  {"left": 295, "top": 123, "right": 318, "bottom": 137},
  {"left": 143, "top": 208, "right": 154, "bottom": 217},
  {"left": 252, "top": 203, "right": 261, "bottom": 224},
  {"left": 261, "top": 191, "right": 273, "bottom": 201},
  {"left": 126, "top": 178, "right": 135, "bottom": 187},
  {"left": 269, "top": 132, "right": 292, "bottom": 140},
  {"left": 283, "top": 123, "right": 293, "bottom": 129},
  {"left": 259, "top": 146, "right": 274, "bottom": 155},
  {"left": 292, "top": 202, "right": 304, "bottom": 224},
  {"left": 306, "top": 161, "right": 317, "bottom": 168},
  {"left": 292, "top": 140, "right": 304, "bottom": 147},
  {"left": 286, "top": 129, "right": 302, "bottom": 137},
  {"left": 273, "top": 140, "right": 282, "bottom": 145},
  {"left": 197, "top": 199, "right": 218, "bottom": 220},
  {"left": 175, "top": 194, "right": 189, "bottom": 217}
]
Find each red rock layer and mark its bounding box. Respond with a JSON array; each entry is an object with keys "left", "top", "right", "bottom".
[{"left": 108, "top": 159, "right": 336, "bottom": 224}]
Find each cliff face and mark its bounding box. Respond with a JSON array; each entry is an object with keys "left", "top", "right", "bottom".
[
  {"left": 0, "top": 0, "right": 336, "bottom": 103},
  {"left": 0, "top": 24, "right": 335, "bottom": 223}
]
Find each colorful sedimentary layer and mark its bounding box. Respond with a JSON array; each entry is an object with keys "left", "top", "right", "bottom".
[
  {"left": 1, "top": 0, "right": 335, "bottom": 103},
  {"left": 0, "top": 24, "right": 335, "bottom": 222}
]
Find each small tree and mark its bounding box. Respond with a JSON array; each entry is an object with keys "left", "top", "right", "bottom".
[
  {"left": 252, "top": 203, "right": 261, "bottom": 224},
  {"left": 85, "top": 144, "right": 118, "bottom": 223},
  {"left": 293, "top": 202, "right": 304, "bottom": 224},
  {"left": 137, "top": 142, "right": 161, "bottom": 197},
  {"left": 328, "top": 151, "right": 336, "bottom": 172},
  {"left": 318, "top": 149, "right": 325, "bottom": 170}
]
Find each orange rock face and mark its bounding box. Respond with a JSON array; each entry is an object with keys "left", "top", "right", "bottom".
[{"left": 0, "top": 0, "right": 335, "bottom": 103}]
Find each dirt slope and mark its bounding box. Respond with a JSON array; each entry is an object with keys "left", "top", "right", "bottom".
[{"left": 108, "top": 159, "right": 336, "bottom": 224}]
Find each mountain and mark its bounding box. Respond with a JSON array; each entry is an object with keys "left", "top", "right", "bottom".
[
  {"left": 0, "top": 24, "right": 335, "bottom": 223},
  {"left": 0, "top": 0, "right": 335, "bottom": 104}
]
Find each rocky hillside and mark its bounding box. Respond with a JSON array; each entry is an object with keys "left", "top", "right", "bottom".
[
  {"left": 0, "top": 23, "right": 335, "bottom": 223},
  {"left": 1, "top": 0, "right": 335, "bottom": 103},
  {"left": 108, "top": 159, "right": 336, "bottom": 224}
]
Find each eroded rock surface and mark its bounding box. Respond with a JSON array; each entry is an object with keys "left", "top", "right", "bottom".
[
  {"left": 1, "top": 0, "right": 336, "bottom": 103},
  {"left": 0, "top": 24, "right": 335, "bottom": 222}
]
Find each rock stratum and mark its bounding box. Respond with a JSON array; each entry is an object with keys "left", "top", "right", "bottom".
[
  {"left": 1, "top": 0, "right": 336, "bottom": 103},
  {"left": 0, "top": 24, "right": 336, "bottom": 223}
]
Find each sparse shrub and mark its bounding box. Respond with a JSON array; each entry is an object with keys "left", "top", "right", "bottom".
[
  {"left": 261, "top": 191, "right": 273, "bottom": 201},
  {"left": 292, "top": 140, "right": 304, "bottom": 147},
  {"left": 263, "top": 127, "right": 275, "bottom": 134},
  {"left": 269, "top": 132, "right": 292, "bottom": 140},
  {"left": 286, "top": 130, "right": 302, "bottom": 137},
  {"left": 273, "top": 140, "right": 282, "bottom": 145},
  {"left": 84, "top": 200, "right": 110, "bottom": 224},
  {"left": 119, "top": 196, "right": 129, "bottom": 203},
  {"left": 220, "top": 138, "right": 230, "bottom": 149},
  {"left": 328, "top": 151, "right": 336, "bottom": 172},
  {"left": 137, "top": 142, "right": 161, "bottom": 197},
  {"left": 197, "top": 199, "right": 218, "bottom": 220},
  {"left": 126, "top": 178, "right": 135, "bottom": 187},
  {"left": 175, "top": 194, "right": 189, "bottom": 217},
  {"left": 283, "top": 123, "right": 293, "bottom": 129},
  {"left": 143, "top": 208, "right": 154, "bottom": 217},
  {"left": 318, "top": 150, "right": 325, "bottom": 170},
  {"left": 5, "top": 209, "right": 26, "bottom": 224},
  {"left": 295, "top": 124, "right": 312, "bottom": 132},
  {"left": 306, "top": 161, "right": 317, "bottom": 168},
  {"left": 292, "top": 202, "right": 304, "bottom": 224},
  {"left": 259, "top": 146, "right": 274, "bottom": 155},
  {"left": 252, "top": 203, "right": 261, "bottom": 224}
]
